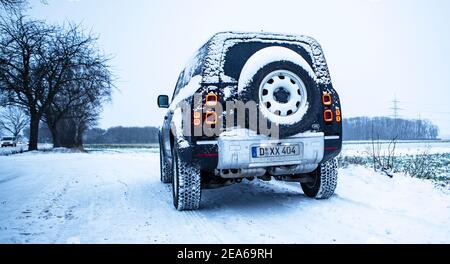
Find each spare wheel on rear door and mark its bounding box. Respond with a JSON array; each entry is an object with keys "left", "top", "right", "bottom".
[{"left": 237, "top": 46, "right": 320, "bottom": 138}]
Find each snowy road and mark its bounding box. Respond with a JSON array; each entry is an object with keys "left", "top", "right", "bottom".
[{"left": 0, "top": 150, "right": 449, "bottom": 244}]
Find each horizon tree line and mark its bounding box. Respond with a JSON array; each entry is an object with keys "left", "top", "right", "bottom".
[{"left": 343, "top": 116, "right": 439, "bottom": 141}]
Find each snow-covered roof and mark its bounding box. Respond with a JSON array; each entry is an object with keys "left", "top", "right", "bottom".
[{"left": 203, "top": 31, "right": 331, "bottom": 85}]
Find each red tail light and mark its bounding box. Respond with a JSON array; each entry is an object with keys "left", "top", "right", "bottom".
[
  {"left": 193, "top": 93, "right": 219, "bottom": 127},
  {"left": 335, "top": 108, "right": 341, "bottom": 122},
  {"left": 193, "top": 111, "right": 201, "bottom": 126},
  {"left": 206, "top": 93, "right": 218, "bottom": 106},
  {"left": 324, "top": 110, "right": 333, "bottom": 123},
  {"left": 322, "top": 92, "right": 332, "bottom": 106},
  {"left": 205, "top": 111, "right": 217, "bottom": 125}
]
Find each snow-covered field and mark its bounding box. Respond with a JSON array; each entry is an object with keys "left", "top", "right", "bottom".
[
  {"left": 0, "top": 147, "right": 449, "bottom": 244},
  {"left": 341, "top": 140, "right": 450, "bottom": 156}
]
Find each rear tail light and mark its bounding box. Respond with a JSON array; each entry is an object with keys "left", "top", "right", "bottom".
[
  {"left": 193, "top": 119, "right": 201, "bottom": 126},
  {"left": 335, "top": 108, "right": 342, "bottom": 122},
  {"left": 324, "top": 110, "right": 333, "bottom": 123},
  {"left": 205, "top": 111, "right": 217, "bottom": 125},
  {"left": 206, "top": 93, "right": 218, "bottom": 106},
  {"left": 193, "top": 111, "right": 201, "bottom": 126},
  {"left": 322, "top": 92, "right": 332, "bottom": 106},
  {"left": 193, "top": 92, "right": 220, "bottom": 128}
]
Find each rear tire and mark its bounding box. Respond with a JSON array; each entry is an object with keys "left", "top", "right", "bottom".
[
  {"left": 159, "top": 133, "right": 172, "bottom": 183},
  {"left": 172, "top": 145, "right": 201, "bottom": 211},
  {"left": 301, "top": 158, "right": 338, "bottom": 199}
]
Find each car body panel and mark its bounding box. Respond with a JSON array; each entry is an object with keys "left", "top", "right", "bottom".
[{"left": 159, "top": 32, "right": 342, "bottom": 177}]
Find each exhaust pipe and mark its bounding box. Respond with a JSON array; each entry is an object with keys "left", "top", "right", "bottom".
[{"left": 217, "top": 168, "right": 266, "bottom": 179}]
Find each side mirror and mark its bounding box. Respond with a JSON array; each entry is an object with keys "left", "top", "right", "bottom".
[{"left": 157, "top": 95, "right": 170, "bottom": 108}]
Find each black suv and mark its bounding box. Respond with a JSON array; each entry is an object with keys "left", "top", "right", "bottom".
[{"left": 158, "top": 32, "right": 342, "bottom": 211}]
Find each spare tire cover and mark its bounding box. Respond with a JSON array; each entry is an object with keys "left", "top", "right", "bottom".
[{"left": 238, "top": 46, "right": 321, "bottom": 138}]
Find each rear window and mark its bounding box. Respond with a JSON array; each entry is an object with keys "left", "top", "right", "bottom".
[
  {"left": 223, "top": 41, "right": 313, "bottom": 81},
  {"left": 2, "top": 137, "right": 14, "bottom": 141}
]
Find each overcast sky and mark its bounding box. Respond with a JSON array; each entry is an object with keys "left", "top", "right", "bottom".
[{"left": 27, "top": 0, "right": 450, "bottom": 137}]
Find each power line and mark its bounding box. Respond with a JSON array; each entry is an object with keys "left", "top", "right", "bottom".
[{"left": 389, "top": 96, "right": 403, "bottom": 120}]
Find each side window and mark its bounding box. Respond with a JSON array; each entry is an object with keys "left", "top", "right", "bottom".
[
  {"left": 172, "top": 43, "right": 208, "bottom": 100},
  {"left": 172, "top": 72, "right": 185, "bottom": 99},
  {"left": 223, "top": 41, "right": 313, "bottom": 81}
]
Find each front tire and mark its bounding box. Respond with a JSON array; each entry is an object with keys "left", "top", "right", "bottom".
[
  {"left": 301, "top": 158, "right": 338, "bottom": 199},
  {"left": 172, "top": 146, "right": 201, "bottom": 211}
]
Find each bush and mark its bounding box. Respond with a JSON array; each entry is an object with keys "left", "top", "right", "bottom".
[{"left": 338, "top": 151, "right": 450, "bottom": 185}]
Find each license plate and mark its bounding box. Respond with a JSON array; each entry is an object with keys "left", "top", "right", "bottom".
[{"left": 252, "top": 144, "right": 300, "bottom": 158}]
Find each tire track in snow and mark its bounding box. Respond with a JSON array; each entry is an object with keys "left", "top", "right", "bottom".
[
  {"left": 199, "top": 182, "right": 299, "bottom": 243},
  {"left": 258, "top": 180, "right": 397, "bottom": 243},
  {"left": 49, "top": 179, "right": 82, "bottom": 243},
  {"left": 118, "top": 180, "right": 130, "bottom": 202},
  {"left": 160, "top": 182, "right": 224, "bottom": 243},
  {"left": 262, "top": 181, "right": 403, "bottom": 243},
  {"left": 182, "top": 210, "right": 224, "bottom": 243},
  {"left": 17, "top": 175, "right": 79, "bottom": 243}
]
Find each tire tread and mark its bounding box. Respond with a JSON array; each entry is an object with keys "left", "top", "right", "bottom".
[
  {"left": 315, "top": 158, "right": 338, "bottom": 199},
  {"left": 174, "top": 151, "right": 201, "bottom": 210}
]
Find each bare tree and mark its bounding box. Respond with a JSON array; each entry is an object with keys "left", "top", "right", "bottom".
[
  {"left": 49, "top": 66, "right": 112, "bottom": 149},
  {"left": 371, "top": 130, "right": 398, "bottom": 178},
  {"left": 1, "top": 0, "right": 47, "bottom": 12},
  {"left": 0, "top": 105, "right": 28, "bottom": 138},
  {"left": 42, "top": 24, "right": 113, "bottom": 148},
  {"left": 53, "top": 103, "right": 101, "bottom": 149},
  {"left": 0, "top": 16, "right": 52, "bottom": 150},
  {"left": 0, "top": 0, "right": 27, "bottom": 10},
  {"left": 46, "top": 84, "right": 112, "bottom": 149},
  {"left": 0, "top": 16, "right": 111, "bottom": 150}
]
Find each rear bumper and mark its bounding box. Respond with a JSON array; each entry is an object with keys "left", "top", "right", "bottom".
[
  {"left": 217, "top": 132, "right": 324, "bottom": 169},
  {"left": 180, "top": 132, "right": 341, "bottom": 172}
]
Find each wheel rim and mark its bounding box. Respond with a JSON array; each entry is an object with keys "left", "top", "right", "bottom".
[
  {"left": 306, "top": 169, "right": 319, "bottom": 189},
  {"left": 259, "top": 70, "right": 308, "bottom": 120}
]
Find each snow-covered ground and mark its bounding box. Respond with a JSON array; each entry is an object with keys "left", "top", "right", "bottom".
[
  {"left": 0, "top": 144, "right": 28, "bottom": 156},
  {"left": 342, "top": 140, "right": 450, "bottom": 156},
  {"left": 0, "top": 144, "right": 53, "bottom": 156},
  {"left": 0, "top": 148, "right": 449, "bottom": 244}
]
